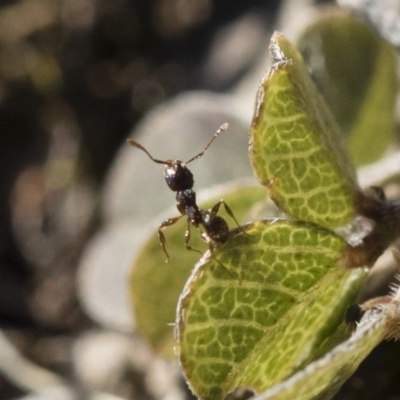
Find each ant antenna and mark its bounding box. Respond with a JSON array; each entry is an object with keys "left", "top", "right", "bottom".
[
  {"left": 185, "top": 123, "right": 229, "bottom": 164},
  {"left": 127, "top": 139, "right": 167, "bottom": 165}
]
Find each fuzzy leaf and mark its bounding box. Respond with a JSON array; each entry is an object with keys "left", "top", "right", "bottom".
[
  {"left": 298, "top": 12, "right": 398, "bottom": 166},
  {"left": 176, "top": 220, "right": 368, "bottom": 399},
  {"left": 249, "top": 32, "right": 358, "bottom": 228}
]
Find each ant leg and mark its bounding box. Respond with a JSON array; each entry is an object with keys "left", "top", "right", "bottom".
[
  {"left": 211, "top": 200, "right": 250, "bottom": 237},
  {"left": 202, "top": 239, "right": 234, "bottom": 279},
  {"left": 211, "top": 200, "right": 241, "bottom": 228},
  {"left": 211, "top": 255, "right": 234, "bottom": 278},
  {"left": 158, "top": 215, "right": 183, "bottom": 260},
  {"left": 185, "top": 123, "right": 229, "bottom": 164},
  {"left": 158, "top": 230, "right": 169, "bottom": 259},
  {"left": 184, "top": 219, "right": 203, "bottom": 256}
]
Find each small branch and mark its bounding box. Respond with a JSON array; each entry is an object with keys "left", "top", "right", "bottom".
[{"left": 345, "top": 191, "right": 400, "bottom": 268}]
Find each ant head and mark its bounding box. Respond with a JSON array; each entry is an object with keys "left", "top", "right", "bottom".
[
  {"left": 128, "top": 123, "right": 228, "bottom": 193},
  {"left": 164, "top": 160, "right": 194, "bottom": 192}
]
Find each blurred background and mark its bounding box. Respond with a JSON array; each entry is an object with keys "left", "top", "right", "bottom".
[{"left": 0, "top": 0, "right": 399, "bottom": 399}]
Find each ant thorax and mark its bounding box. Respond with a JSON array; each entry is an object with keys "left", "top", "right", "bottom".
[
  {"left": 164, "top": 160, "right": 194, "bottom": 192},
  {"left": 176, "top": 189, "right": 202, "bottom": 224}
]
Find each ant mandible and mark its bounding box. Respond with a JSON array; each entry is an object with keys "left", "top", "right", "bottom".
[{"left": 128, "top": 123, "right": 241, "bottom": 261}]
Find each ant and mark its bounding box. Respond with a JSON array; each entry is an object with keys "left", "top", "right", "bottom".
[{"left": 128, "top": 123, "right": 241, "bottom": 261}]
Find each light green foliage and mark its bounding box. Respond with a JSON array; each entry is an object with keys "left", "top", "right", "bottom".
[
  {"left": 131, "top": 29, "right": 392, "bottom": 400},
  {"left": 176, "top": 220, "right": 367, "bottom": 400},
  {"left": 298, "top": 12, "right": 398, "bottom": 166},
  {"left": 130, "top": 185, "right": 266, "bottom": 356},
  {"left": 347, "top": 41, "right": 397, "bottom": 165},
  {"left": 249, "top": 32, "right": 358, "bottom": 228},
  {"left": 254, "top": 312, "right": 387, "bottom": 400}
]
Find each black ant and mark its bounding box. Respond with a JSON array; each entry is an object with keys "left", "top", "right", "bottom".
[{"left": 128, "top": 123, "right": 241, "bottom": 262}]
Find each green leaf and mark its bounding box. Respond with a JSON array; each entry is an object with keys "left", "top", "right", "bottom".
[
  {"left": 129, "top": 183, "right": 266, "bottom": 356},
  {"left": 298, "top": 12, "right": 398, "bottom": 166},
  {"left": 253, "top": 311, "right": 387, "bottom": 400},
  {"left": 346, "top": 40, "right": 397, "bottom": 166},
  {"left": 249, "top": 32, "right": 358, "bottom": 228},
  {"left": 176, "top": 220, "right": 368, "bottom": 399}
]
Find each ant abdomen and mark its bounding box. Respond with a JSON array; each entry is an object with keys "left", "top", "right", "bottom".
[{"left": 201, "top": 212, "right": 230, "bottom": 244}]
